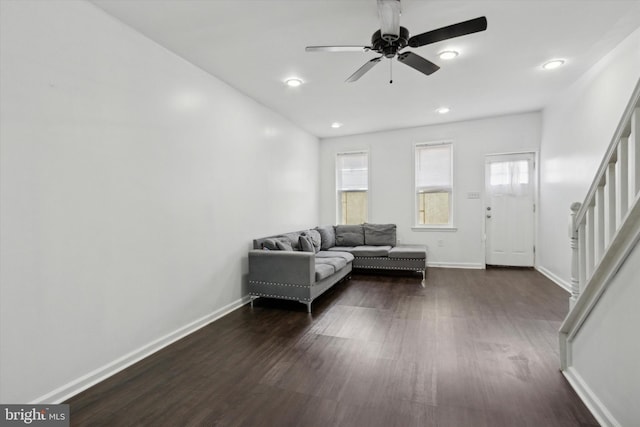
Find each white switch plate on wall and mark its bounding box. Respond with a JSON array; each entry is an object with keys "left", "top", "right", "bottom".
[{"left": 467, "top": 192, "right": 481, "bottom": 199}]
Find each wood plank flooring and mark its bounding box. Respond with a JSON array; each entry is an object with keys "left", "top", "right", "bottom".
[{"left": 67, "top": 268, "right": 599, "bottom": 426}]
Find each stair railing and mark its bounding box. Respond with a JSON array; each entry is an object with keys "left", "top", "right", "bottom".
[{"left": 561, "top": 79, "right": 640, "bottom": 371}]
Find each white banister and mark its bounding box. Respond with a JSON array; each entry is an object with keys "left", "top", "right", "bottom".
[{"left": 566, "top": 79, "right": 640, "bottom": 308}]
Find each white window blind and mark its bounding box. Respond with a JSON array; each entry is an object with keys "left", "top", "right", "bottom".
[
  {"left": 337, "top": 152, "right": 368, "bottom": 191},
  {"left": 415, "top": 143, "right": 452, "bottom": 193}
]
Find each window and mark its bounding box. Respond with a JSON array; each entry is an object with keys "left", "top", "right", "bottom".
[
  {"left": 336, "top": 151, "right": 368, "bottom": 225},
  {"left": 415, "top": 143, "right": 453, "bottom": 226}
]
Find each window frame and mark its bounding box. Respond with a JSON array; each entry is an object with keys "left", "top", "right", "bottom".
[
  {"left": 335, "top": 150, "right": 370, "bottom": 225},
  {"left": 413, "top": 141, "right": 456, "bottom": 231}
]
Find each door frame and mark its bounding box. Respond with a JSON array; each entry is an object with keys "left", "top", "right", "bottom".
[{"left": 482, "top": 151, "right": 539, "bottom": 268}]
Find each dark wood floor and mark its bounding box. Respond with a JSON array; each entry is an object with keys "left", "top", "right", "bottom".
[{"left": 67, "top": 268, "right": 599, "bottom": 426}]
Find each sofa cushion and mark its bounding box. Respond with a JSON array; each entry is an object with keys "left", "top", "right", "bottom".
[
  {"left": 388, "top": 245, "right": 427, "bottom": 259},
  {"left": 316, "top": 251, "right": 355, "bottom": 262},
  {"left": 315, "top": 263, "right": 335, "bottom": 281},
  {"left": 302, "top": 229, "right": 321, "bottom": 253},
  {"left": 328, "top": 246, "right": 355, "bottom": 253},
  {"left": 315, "top": 225, "right": 336, "bottom": 250},
  {"left": 364, "top": 223, "right": 396, "bottom": 246},
  {"left": 350, "top": 245, "right": 392, "bottom": 257},
  {"left": 316, "top": 257, "right": 347, "bottom": 272},
  {"left": 299, "top": 235, "right": 315, "bottom": 253},
  {"left": 335, "top": 225, "right": 365, "bottom": 246}
]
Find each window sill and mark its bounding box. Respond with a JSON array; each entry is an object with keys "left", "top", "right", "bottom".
[{"left": 411, "top": 226, "right": 457, "bottom": 232}]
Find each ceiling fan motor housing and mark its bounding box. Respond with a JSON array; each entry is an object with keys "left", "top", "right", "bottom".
[{"left": 372, "top": 26, "right": 409, "bottom": 58}]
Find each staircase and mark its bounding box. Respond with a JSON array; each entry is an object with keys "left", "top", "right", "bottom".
[{"left": 559, "top": 79, "right": 640, "bottom": 425}]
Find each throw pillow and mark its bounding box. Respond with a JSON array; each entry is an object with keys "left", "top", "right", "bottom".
[
  {"left": 275, "top": 237, "right": 294, "bottom": 251},
  {"left": 298, "top": 235, "right": 315, "bottom": 253},
  {"left": 302, "top": 229, "right": 321, "bottom": 253},
  {"left": 261, "top": 238, "right": 279, "bottom": 250},
  {"left": 335, "top": 224, "right": 365, "bottom": 246},
  {"left": 315, "top": 225, "right": 336, "bottom": 250}
]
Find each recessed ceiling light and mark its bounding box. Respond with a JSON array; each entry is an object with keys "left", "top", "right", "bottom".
[
  {"left": 438, "top": 50, "right": 459, "bottom": 60},
  {"left": 331, "top": 122, "right": 343, "bottom": 128},
  {"left": 436, "top": 107, "right": 450, "bottom": 114},
  {"left": 542, "top": 59, "right": 565, "bottom": 70},
  {"left": 285, "top": 78, "right": 303, "bottom": 87}
]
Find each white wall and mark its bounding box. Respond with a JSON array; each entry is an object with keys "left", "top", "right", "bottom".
[
  {"left": 538, "top": 29, "right": 640, "bottom": 286},
  {"left": 0, "top": 0, "right": 319, "bottom": 403},
  {"left": 571, "top": 239, "right": 640, "bottom": 426},
  {"left": 319, "top": 112, "right": 541, "bottom": 268}
]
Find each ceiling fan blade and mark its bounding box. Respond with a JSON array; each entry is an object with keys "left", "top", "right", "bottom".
[
  {"left": 305, "top": 46, "right": 371, "bottom": 53},
  {"left": 397, "top": 52, "right": 440, "bottom": 76},
  {"left": 346, "top": 56, "right": 383, "bottom": 82},
  {"left": 408, "top": 16, "right": 487, "bottom": 48}
]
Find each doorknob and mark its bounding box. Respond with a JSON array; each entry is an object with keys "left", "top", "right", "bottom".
[
  {"left": 486, "top": 214, "right": 492, "bottom": 218},
  {"left": 486, "top": 206, "right": 491, "bottom": 211}
]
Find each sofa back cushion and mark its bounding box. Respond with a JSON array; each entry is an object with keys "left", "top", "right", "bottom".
[
  {"left": 335, "top": 224, "right": 365, "bottom": 246},
  {"left": 364, "top": 223, "right": 396, "bottom": 246},
  {"left": 315, "top": 225, "right": 336, "bottom": 250}
]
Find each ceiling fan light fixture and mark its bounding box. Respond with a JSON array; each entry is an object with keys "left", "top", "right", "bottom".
[
  {"left": 436, "top": 107, "right": 450, "bottom": 114},
  {"left": 377, "top": 0, "right": 401, "bottom": 42},
  {"left": 542, "top": 59, "right": 565, "bottom": 70},
  {"left": 438, "top": 50, "right": 459, "bottom": 60},
  {"left": 285, "top": 78, "right": 303, "bottom": 87},
  {"left": 331, "top": 122, "right": 343, "bottom": 129}
]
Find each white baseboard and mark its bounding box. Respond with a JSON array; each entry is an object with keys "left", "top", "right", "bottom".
[
  {"left": 536, "top": 265, "right": 571, "bottom": 293},
  {"left": 562, "top": 366, "right": 621, "bottom": 427},
  {"left": 427, "top": 262, "right": 485, "bottom": 269},
  {"left": 31, "top": 295, "right": 251, "bottom": 404}
]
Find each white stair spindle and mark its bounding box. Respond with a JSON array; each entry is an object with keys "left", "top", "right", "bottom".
[
  {"left": 578, "top": 222, "right": 586, "bottom": 291},
  {"left": 569, "top": 203, "right": 581, "bottom": 308},
  {"left": 605, "top": 163, "right": 616, "bottom": 246},
  {"left": 586, "top": 205, "right": 595, "bottom": 279},
  {"left": 595, "top": 186, "right": 605, "bottom": 261},
  {"left": 616, "top": 137, "right": 629, "bottom": 223},
  {"left": 630, "top": 108, "right": 640, "bottom": 199}
]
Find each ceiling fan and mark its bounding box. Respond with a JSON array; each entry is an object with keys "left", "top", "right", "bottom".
[{"left": 305, "top": 0, "right": 487, "bottom": 83}]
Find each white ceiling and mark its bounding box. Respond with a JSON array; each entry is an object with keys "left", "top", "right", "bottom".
[{"left": 91, "top": 0, "right": 640, "bottom": 138}]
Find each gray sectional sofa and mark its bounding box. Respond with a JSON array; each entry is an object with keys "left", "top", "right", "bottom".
[{"left": 248, "top": 223, "right": 426, "bottom": 312}]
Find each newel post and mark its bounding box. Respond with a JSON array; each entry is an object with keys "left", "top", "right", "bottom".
[{"left": 569, "top": 202, "right": 582, "bottom": 309}]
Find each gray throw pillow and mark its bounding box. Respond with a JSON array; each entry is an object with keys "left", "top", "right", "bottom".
[
  {"left": 275, "top": 237, "right": 293, "bottom": 251},
  {"left": 335, "top": 224, "right": 365, "bottom": 246},
  {"left": 298, "top": 235, "right": 315, "bottom": 253},
  {"left": 302, "top": 229, "right": 321, "bottom": 253},
  {"left": 364, "top": 223, "right": 397, "bottom": 246},
  {"left": 261, "top": 238, "right": 279, "bottom": 250},
  {"left": 315, "top": 225, "right": 336, "bottom": 250}
]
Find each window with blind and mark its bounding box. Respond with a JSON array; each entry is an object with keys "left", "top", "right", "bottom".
[
  {"left": 336, "top": 151, "right": 368, "bottom": 225},
  {"left": 415, "top": 143, "right": 453, "bottom": 226}
]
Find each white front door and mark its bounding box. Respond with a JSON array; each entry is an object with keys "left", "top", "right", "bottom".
[{"left": 485, "top": 153, "right": 535, "bottom": 267}]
